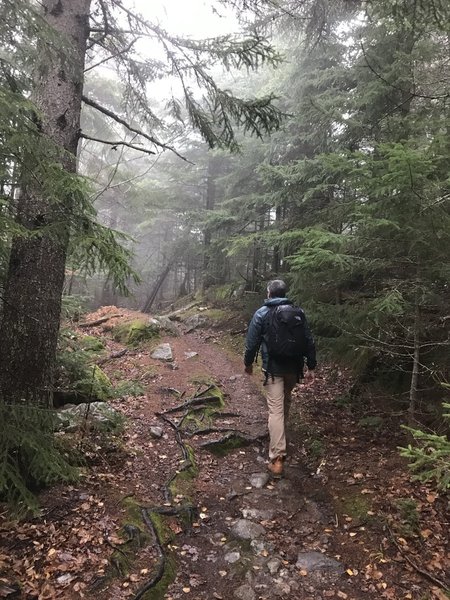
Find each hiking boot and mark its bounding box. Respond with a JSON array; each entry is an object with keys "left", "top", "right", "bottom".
[{"left": 268, "top": 456, "right": 284, "bottom": 478}]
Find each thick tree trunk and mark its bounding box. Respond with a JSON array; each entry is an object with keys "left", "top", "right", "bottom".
[{"left": 0, "top": 0, "right": 91, "bottom": 406}]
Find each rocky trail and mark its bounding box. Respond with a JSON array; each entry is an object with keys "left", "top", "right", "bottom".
[{"left": 0, "top": 306, "right": 448, "bottom": 600}]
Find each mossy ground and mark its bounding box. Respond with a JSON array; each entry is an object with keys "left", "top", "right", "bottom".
[{"left": 112, "top": 319, "right": 160, "bottom": 347}]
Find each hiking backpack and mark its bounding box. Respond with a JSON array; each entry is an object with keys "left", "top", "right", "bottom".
[{"left": 265, "top": 305, "right": 307, "bottom": 361}]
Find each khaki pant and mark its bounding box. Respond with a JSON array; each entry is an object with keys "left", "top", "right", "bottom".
[{"left": 265, "top": 373, "right": 298, "bottom": 460}]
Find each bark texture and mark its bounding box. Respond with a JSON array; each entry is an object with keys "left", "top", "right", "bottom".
[{"left": 0, "top": 0, "right": 91, "bottom": 406}]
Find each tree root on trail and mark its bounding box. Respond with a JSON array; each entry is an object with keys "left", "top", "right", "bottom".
[
  {"left": 199, "top": 431, "right": 268, "bottom": 452},
  {"left": 156, "top": 394, "right": 222, "bottom": 415},
  {"left": 124, "top": 383, "right": 249, "bottom": 597},
  {"left": 130, "top": 508, "right": 166, "bottom": 600},
  {"left": 185, "top": 427, "right": 245, "bottom": 438}
]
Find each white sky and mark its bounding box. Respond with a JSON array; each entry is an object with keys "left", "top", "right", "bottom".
[{"left": 134, "top": 0, "right": 241, "bottom": 37}]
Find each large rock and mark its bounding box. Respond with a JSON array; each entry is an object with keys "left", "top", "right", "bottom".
[
  {"left": 230, "top": 519, "right": 265, "bottom": 541},
  {"left": 153, "top": 316, "right": 180, "bottom": 336},
  {"left": 241, "top": 507, "right": 275, "bottom": 521},
  {"left": 233, "top": 584, "right": 256, "bottom": 600},
  {"left": 56, "top": 402, "right": 121, "bottom": 432},
  {"left": 184, "top": 314, "right": 209, "bottom": 331},
  {"left": 151, "top": 343, "right": 173, "bottom": 361},
  {"left": 224, "top": 551, "right": 241, "bottom": 564},
  {"left": 249, "top": 472, "right": 270, "bottom": 489},
  {"left": 296, "top": 551, "right": 345, "bottom": 575}
]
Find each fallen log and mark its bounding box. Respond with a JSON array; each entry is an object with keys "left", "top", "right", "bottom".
[
  {"left": 78, "top": 313, "right": 122, "bottom": 328},
  {"left": 97, "top": 348, "right": 127, "bottom": 365}
]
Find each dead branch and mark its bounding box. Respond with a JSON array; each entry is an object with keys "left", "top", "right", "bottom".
[
  {"left": 82, "top": 95, "right": 190, "bottom": 161},
  {"left": 387, "top": 524, "right": 450, "bottom": 591},
  {"left": 78, "top": 313, "right": 123, "bottom": 328},
  {"left": 80, "top": 133, "right": 156, "bottom": 156}
]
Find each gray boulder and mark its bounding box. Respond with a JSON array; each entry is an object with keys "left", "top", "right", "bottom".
[
  {"left": 230, "top": 519, "right": 265, "bottom": 541},
  {"left": 184, "top": 314, "right": 208, "bottom": 331},
  {"left": 151, "top": 343, "right": 173, "bottom": 361},
  {"left": 296, "top": 551, "right": 345, "bottom": 575},
  {"left": 153, "top": 315, "right": 180, "bottom": 336},
  {"left": 233, "top": 584, "right": 256, "bottom": 600},
  {"left": 150, "top": 426, "right": 163, "bottom": 439},
  {"left": 56, "top": 402, "right": 120, "bottom": 432},
  {"left": 249, "top": 472, "right": 270, "bottom": 489}
]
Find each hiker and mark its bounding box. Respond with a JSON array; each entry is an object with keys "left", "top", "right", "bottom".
[{"left": 244, "top": 279, "right": 316, "bottom": 477}]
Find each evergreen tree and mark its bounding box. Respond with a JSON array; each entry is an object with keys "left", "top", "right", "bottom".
[{"left": 0, "top": 0, "right": 284, "bottom": 406}]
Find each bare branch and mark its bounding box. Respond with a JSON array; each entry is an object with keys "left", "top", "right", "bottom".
[
  {"left": 84, "top": 37, "right": 138, "bottom": 72},
  {"left": 80, "top": 133, "right": 156, "bottom": 156},
  {"left": 81, "top": 95, "right": 191, "bottom": 162}
]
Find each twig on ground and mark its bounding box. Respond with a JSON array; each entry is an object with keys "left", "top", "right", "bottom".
[{"left": 387, "top": 524, "right": 450, "bottom": 591}]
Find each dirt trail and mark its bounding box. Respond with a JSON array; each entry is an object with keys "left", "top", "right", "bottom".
[{"left": 0, "top": 308, "right": 448, "bottom": 600}]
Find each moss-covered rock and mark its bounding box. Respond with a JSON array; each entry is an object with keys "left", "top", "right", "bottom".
[
  {"left": 73, "top": 365, "right": 113, "bottom": 400},
  {"left": 112, "top": 319, "right": 160, "bottom": 347},
  {"left": 79, "top": 335, "right": 105, "bottom": 352}
]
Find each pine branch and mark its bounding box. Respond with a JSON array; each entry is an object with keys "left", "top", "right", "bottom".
[
  {"left": 360, "top": 41, "right": 450, "bottom": 101},
  {"left": 81, "top": 95, "right": 190, "bottom": 162}
]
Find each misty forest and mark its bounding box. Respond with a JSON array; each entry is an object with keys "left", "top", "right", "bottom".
[{"left": 0, "top": 0, "right": 449, "bottom": 598}]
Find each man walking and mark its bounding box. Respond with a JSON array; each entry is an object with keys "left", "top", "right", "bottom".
[{"left": 244, "top": 280, "right": 316, "bottom": 477}]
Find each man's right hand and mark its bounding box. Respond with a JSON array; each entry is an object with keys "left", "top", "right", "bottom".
[{"left": 244, "top": 364, "right": 253, "bottom": 375}]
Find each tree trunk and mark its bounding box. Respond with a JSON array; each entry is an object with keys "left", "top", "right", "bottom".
[
  {"left": 0, "top": 0, "right": 91, "bottom": 406},
  {"left": 272, "top": 205, "right": 282, "bottom": 273},
  {"left": 408, "top": 303, "right": 420, "bottom": 426},
  {"left": 202, "top": 158, "right": 218, "bottom": 290}
]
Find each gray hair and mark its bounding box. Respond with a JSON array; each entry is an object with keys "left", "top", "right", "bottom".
[{"left": 267, "top": 279, "right": 287, "bottom": 298}]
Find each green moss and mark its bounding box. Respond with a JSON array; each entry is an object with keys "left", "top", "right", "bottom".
[
  {"left": 141, "top": 555, "right": 177, "bottom": 600},
  {"left": 149, "top": 511, "right": 173, "bottom": 545},
  {"left": 169, "top": 444, "right": 198, "bottom": 498},
  {"left": 112, "top": 319, "right": 160, "bottom": 347},
  {"left": 112, "top": 380, "right": 145, "bottom": 398},
  {"left": 73, "top": 365, "right": 113, "bottom": 400},
  {"left": 79, "top": 335, "right": 105, "bottom": 352},
  {"left": 335, "top": 492, "right": 372, "bottom": 521},
  {"left": 358, "top": 415, "right": 384, "bottom": 430},
  {"left": 203, "top": 308, "right": 227, "bottom": 321}
]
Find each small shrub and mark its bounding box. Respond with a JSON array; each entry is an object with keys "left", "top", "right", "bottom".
[
  {"left": 56, "top": 331, "right": 112, "bottom": 400},
  {"left": 399, "top": 402, "right": 450, "bottom": 491},
  {"left": 61, "top": 294, "right": 87, "bottom": 321},
  {"left": 394, "top": 498, "right": 420, "bottom": 535}
]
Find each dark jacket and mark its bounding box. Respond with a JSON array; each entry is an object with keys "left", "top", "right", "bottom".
[{"left": 244, "top": 297, "right": 317, "bottom": 376}]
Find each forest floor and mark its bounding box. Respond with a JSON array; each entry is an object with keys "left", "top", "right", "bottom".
[{"left": 0, "top": 305, "right": 449, "bottom": 600}]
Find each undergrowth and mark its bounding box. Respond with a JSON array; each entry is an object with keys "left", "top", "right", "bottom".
[{"left": 0, "top": 402, "right": 77, "bottom": 514}]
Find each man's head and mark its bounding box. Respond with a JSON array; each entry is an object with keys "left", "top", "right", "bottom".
[{"left": 267, "top": 279, "right": 287, "bottom": 298}]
